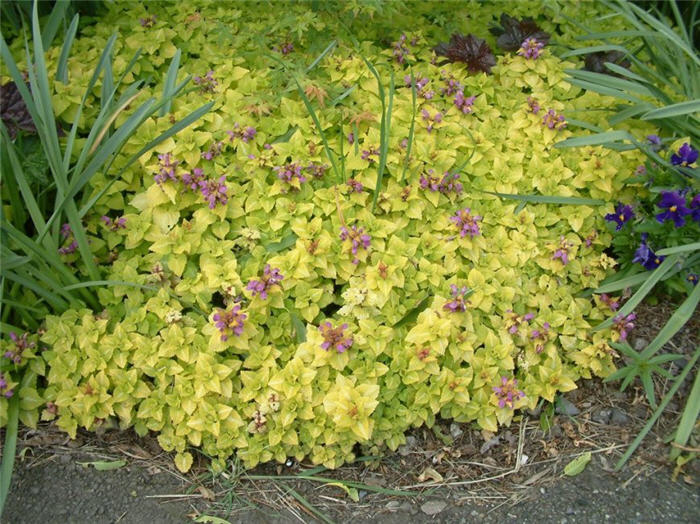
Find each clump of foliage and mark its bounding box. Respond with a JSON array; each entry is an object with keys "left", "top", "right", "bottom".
[{"left": 1, "top": 0, "right": 667, "bottom": 476}]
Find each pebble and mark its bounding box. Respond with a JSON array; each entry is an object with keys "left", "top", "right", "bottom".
[
  {"left": 610, "top": 407, "right": 631, "bottom": 426},
  {"left": 592, "top": 408, "right": 612, "bottom": 424}
]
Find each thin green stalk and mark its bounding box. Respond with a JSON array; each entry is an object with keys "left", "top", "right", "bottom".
[
  {"left": 0, "top": 396, "right": 19, "bottom": 515},
  {"left": 670, "top": 365, "right": 700, "bottom": 460}
]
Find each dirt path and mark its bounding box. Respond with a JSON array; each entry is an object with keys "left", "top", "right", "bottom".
[{"left": 5, "top": 451, "right": 698, "bottom": 524}]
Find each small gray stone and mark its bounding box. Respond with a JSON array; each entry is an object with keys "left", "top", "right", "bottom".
[
  {"left": 610, "top": 407, "right": 631, "bottom": 426},
  {"left": 634, "top": 338, "right": 647, "bottom": 351},
  {"left": 592, "top": 408, "right": 612, "bottom": 424},
  {"left": 556, "top": 397, "right": 580, "bottom": 416},
  {"left": 421, "top": 500, "right": 447, "bottom": 516}
]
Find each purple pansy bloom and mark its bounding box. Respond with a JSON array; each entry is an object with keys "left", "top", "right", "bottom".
[
  {"left": 492, "top": 377, "right": 525, "bottom": 409},
  {"left": 632, "top": 236, "right": 665, "bottom": 270},
  {"left": 318, "top": 322, "right": 353, "bottom": 353},
  {"left": 246, "top": 265, "right": 284, "bottom": 300},
  {"left": 690, "top": 194, "right": 700, "bottom": 222},
  {"left": 687, "top": 273, "right": 698, "bottom": 286},
  {"left": 670, "top": 143, "right": 698, "bottom": 167},
  {"left": 213, "top": 304, "right": 247, "bottom": 341},
  {"left": 605, "top": 203, "right": 635, "bottom": 230},
  {"left": 655, "top": 191, "right": 690, "bottom": 227}
]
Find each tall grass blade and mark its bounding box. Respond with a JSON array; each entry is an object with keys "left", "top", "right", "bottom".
[
  {"left": 555, "top": 130, "right": 632, "bottom": 148},
  {"left": 401, "top": 68, "right": 417, "bottom": 183},
  {"left": 160, "top": 49, "right": 181, "bottom": 117},
  {"left": 56, "top": 14, "right": 79, "bottom": 83},
  {"left": 484, "top": 191, "right": 605, "bottom": 205},
  {"left": 640, "top": 282, "right": 700, "bottom": 359},
  {"left": 656, "top": 242, "right": 700, "bottom": 256},
  {"left": 306, "top": 40, "right": 336, "bottom": 72},
  {"left": 670, "top": 368, "right": 700, "bottom": 460},
  {"left": 41, "top": 0, "right": 68, "bottom": 48},
  {"left": 641, "top": 100, "right": 700, "bottom": 120},
  {"left": 0, "top": 396, "right": 19, "bottom": 515}
]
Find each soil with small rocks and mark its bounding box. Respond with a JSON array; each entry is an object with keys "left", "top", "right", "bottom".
[{"left": 3, "top": 303, "right": 699, "bottom": 524}]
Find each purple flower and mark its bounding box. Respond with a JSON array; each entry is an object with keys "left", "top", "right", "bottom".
[
  {"left": 318, "top": 322, "right": 353, "bottom": 353},
  {"left": 181, "top": 167, "right": 206, "bottom": 191},
  {"left": 340, "top": 224, "right": 371, "bottom": 264},
  {"left": 599, "top": 293, "right": 620, "bottom": 311},
  {"left": 443, "top": 284, "right": 471, "bottom": 313},
  {"left": 690, "top": 194, "right": 700, "bottom": 222},
  {"left": 246, "top": 265, "right": 284, "bottom": 300},
  {"left": 454, "top": 90, "right": 476, "bottom": 114},
  {"left": 542, "top": 109, "right": 566, "bottom": 130},
  {"left": 655, "top": 191, "right": 690, "bottom": 227},
  {"left": 505, "top": 310, "right": 534, "bottom": 334},
  {"left": 101, "top": 216, "right": 127, "bottom": 232},
  {"left": 527, "top": 96, "right": 540, "bottom": 114},
  {"left": 440, "top": 72, "right": 462, "bottom": 96},
  {"left": 361, "top": 146, "right": 379, "bottom": 163},
  {"left": 60, "top": 223, "right": 72, "bottom": 239},
  {"left": 646, "top": 134, "right": 661, "bottom": 146},
  {"left": 213, "top": 305, "right": 247, "bottom": 341},
  {"left": 277, "top": 42, "right": 294, "bottom": 55},
  {"left": 670, "top": 143, "right": 698, "bottom": 167},
  {"left": 305, "top": 162, "right": 328, "bottom": 179},
  {"left": 605, "top": 203, "right": 635, "bottom": 230},
  {"left": 348, "top": 132, "right": 355, "bottom": 145},
  {"left": 635, "top": 165, "right": 647, "bottom": 175},
  {"left": 492, "top": 377, "right": 525, "bottom": 409},
  {"left": 687, "top": 273, "right": 698, "bottom": 286},
  {"left": 517, "top": 37, "right": 545, "bottom": 59},
  {"left": 198, "top": 175, "right": 228, "bottom": 209},
  {"left": 420, "top": 170, "right": 462, "bottom": 195},
  {"left": 393, "top": 34, "right": 410, "bottom": 64},
  {"left": 5, "top": 332, "right": 34, "bottom": 365},
  {"left": 613, "top": 312, "right": 636, "bottom": 341},
  {"left": 347, "top": 179, "right": 363, "bottom": 193},
  {"left": 0, "top": 372, "right": 12, "bottom": 399},
  {"left": 58, "top": 223, "right": 78, "bottom": 255},
  {"left": 421, "top": 110, "right": 442, "bottom": 132},
  {"left": 632, "top": 236, "right": 665, "bottom": 270},
  {"left": 202, "top": 141, "right": 224, "bottom": 161},
  {"left": 227, "top": 123, "right": 257, "bottom": 144},
  {"left": 552, "top": 236, "right": 573, "bottom": 265},
  {"left": 274, "top": 162, "right": 307, "bottom": 188},
  {"left": 139, "top": 15, "right": 156, "bottom": 28},
  {"left": 193, "top": 70, "right": 217, "bottom": 93},
  {"left": 155, "top": 153, "right": 179, "bottom": 184},
  {"left": 450, "top": 208, "right": 482, "bottom": 238}
]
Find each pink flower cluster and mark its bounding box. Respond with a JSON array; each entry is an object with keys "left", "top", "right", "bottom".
[
  {"left": 450, "top": 208, "right": 482, "bottom": 238},
  {"left": 492, "top": 377, "right": 525, "bottom": 409},
  {"left": 319, "top": 321, "right": 353, "bottom": 353},
  {"left": 193, "top": 70, "right": 218, "bottom": 93},
  {"left": 552, "top": 236, "right": 573, "bottom": 265},
  {"left": 613, "top": 313, "right": 636, "bottom": 341},
  {"left": 5, "top": 332, "right": 34, "bottom": 365},
  {"left": 227, "top": 123, "right": 257, "bottom": 144},
  {"left": 421, "top": 109, "right": 443, "bottom": 133},
  {"left": 440, "top": 71, "right": 462, "bottom": 96},
  {"left": 58, "top": 223, "right": 78, "bottom": 255},
  {"left": 393, "top": 33, "right": 418, "bottom": 64},
  {"left": 419, "top": 170, "right": 462, "bottom": 195},
  {"left": 443, "top": 284, "right": 471, "bottom": 313},
  {"left": 213, "top": 304, "right": 247, "bottom": 341},
  {"left": 340, "top": 224, "right": 371, "bottom": 264},
  {"left": 527, "top": 96, "right": 540, "bottom": 114},
  {"left": 100, "top": 216, "right": 127, "bottom": 232},
  {"left": 404, "top": 73, "right": 434, "bottom": 99},
  {"left": 347, "top": 179, "right": 363, "bottom": 193},
  {"left": 154, "top": 153, "right": 228, "bottom": 209},
  {"left": 530, "top": 321, "right": 551, "bottom": 353},
  {"left": 361, "top": 146, "right": 380, "bottom": 163},
  {"left": 505, "top": 310, "right": 535, "bottom": 335},
  {"left": 542, "top": 109, "right": 566, "bottom": 130},
  {"left": 454, "top": 91, "right": 476, "bottom": 114},
  {"left": 0, "top": 372, "right": 13, "bottom": 398},
  {"left": 247, "top": 265, "right": 284, "bottom": 299},
  {"left": 518, "top": 38, "right": 545, "bottom": 59},
  {"left": 202, "top": 141, "right": 224, "bottom": 160}
]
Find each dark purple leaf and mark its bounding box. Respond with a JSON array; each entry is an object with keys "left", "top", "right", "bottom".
[
  {"left": 1, "top": 81, "right": 36, "bottom": 139},
  {"left": 434, "top": 34, "right": 496, "bottom": 75},
  {"left": 490, "top": 14, "right": 550, "bottom": 52},
  {"left": 583, "top": 51, "right": 631, "bottom": 75}
]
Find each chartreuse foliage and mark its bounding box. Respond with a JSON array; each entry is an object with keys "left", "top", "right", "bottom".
[{"left": 1, "top": 1, "right": 666, "bottom": 474}]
